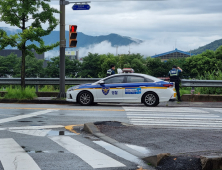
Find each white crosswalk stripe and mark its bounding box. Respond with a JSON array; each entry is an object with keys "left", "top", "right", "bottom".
[
  {"left": 49, "top": 136, "right": 126, "bottom": 169},
  {"left": 0, "top": 136, "right": 129, "bottom": 169},
  {"left": 0, "top": 138, "right": 41, "bottom": 170},
  {"left": 124, "top": 107, "right": 222, "bottom": 129}
]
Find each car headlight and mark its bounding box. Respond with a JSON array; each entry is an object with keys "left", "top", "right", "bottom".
[{"left": 67, "top": 86, "right": 79, "bottom": 91}]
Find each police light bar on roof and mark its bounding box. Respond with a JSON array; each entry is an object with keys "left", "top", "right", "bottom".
[{"left": 122, "top": 68, "right": 134, "bottom": 73}]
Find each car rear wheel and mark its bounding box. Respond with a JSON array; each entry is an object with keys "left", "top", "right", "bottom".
[
  {"left": 143, "top": 92, "right": 159, "bottom": 107},
  {"left": 78, "top": 91, "right": 93, "bottom": 106}
]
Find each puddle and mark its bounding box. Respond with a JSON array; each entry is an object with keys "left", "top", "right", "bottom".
[
  {"left": 46, "top": 130, "right": 76, "bottom": 136},
  {"left": 18, "top": 121, "right": 32, "bottom": 122},
  {"left": 125, "top": 144, "right": 151, "bottom": 155},
  {"left": 38, "top": 121, "right": 44, "bottom": 122},
  {"left": 93, "top": 141, "right": 147, "bottom": 166}
]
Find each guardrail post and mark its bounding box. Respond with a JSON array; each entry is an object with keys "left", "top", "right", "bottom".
[
  {"left": 191, "top": 87, "right": 195, "bottom": 95},
  {"left": 36, "top": 85, "right": 38, "bottom": 92}
]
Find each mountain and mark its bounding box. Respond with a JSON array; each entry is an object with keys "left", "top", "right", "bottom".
[
  {"left": 0, "top": 27, "right": 143, "bottom": 50},
  {"left": 190, "top": 39, "right": 222, "bottom": 55}
]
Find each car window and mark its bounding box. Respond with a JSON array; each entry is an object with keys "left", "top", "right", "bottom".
[
  {"left": 127, "top": 76, "right": 145, "bottom": 83},
  {"left": 145, "top": 78, "right": 154, "bottom": 82},
  {"left": 104, "top": 76, "right": 125, "bottom": 84}
]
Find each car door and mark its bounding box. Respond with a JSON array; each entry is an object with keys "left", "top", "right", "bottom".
[
  {"left": 95, "top": 76, "right": 126, "bottom": 102},
  {"left": 123, "top": 75, "right": 150, "bottom": 102}
]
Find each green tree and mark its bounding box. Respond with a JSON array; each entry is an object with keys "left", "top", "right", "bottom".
[
  {"left": 45, "top": 57, "right": 60, "bottom": 78},
  {"left": 0, "top": 53, "right": 18, "bottom": 77},
  {"left": 183, "top": 54, "right": 219, "bottom": 78},
  {"left": 145, "top": 57, "right": 166, "bottom": 77},
  {"left": 0, "top": 0, "right": 60, "bottom": 89},
  {"left": 13, "top": 55, "right": 44, "bottom": 78},
  {"left": 99, "top": 53, "right": 119, "bottom": 78},
  {"left": 79, "top": 53, "right": 101, "bottom": 78},
  {"left": 215, "top": 45, "right": 222, "bottom": 60},
  {"left": 45, "top": 56, "right": 81, "bottom": 78},
  {"left": 118, "top": 53, "right": 147, "bottom": 74}
]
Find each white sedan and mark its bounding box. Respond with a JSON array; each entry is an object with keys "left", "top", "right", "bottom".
[{"left": 66, "top": 73, "right": 176, "bottom": 106}]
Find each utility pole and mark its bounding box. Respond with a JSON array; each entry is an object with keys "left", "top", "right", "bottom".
[
  {"left": 58, "top": 0, "right": 67, "bottom": 98},
  {"left": 58, "top": 0, "right": 90, "bottom": 98},
  {"left": 128, "top": 45, "right": 132, "bottom": 55},
  {"left": 116, "top": 46, "right": 118, "bottom": 56}
]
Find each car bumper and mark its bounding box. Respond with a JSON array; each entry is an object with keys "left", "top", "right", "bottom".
[{"left": 66, "top": 91, "right": 77, "bottom": 102}]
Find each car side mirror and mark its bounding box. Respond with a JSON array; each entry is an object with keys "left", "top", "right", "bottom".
[{"left": 98, "top": 80, "right": 105, "bottom": 84}]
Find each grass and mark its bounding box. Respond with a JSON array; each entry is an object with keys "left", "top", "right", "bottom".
[
  {"left": 0, "top": 85, "right": 75, "bottom": 92},
  {"left": 4, "top": 86, "right": 37, "bottom": 100}
]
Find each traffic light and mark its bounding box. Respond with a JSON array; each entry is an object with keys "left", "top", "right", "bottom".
[{"left": 69, "top": 25, "right": 77, "bottom": 47}]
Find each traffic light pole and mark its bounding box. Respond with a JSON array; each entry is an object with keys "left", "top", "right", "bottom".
[
  {"left": 58, "top": 0, "right": 67, "bottom": 98},
  {"left": 58, "top": 0, "right": 91, "bottom": 98}
]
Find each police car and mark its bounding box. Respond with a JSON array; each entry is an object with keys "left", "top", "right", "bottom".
[{"left": 66, "top": 73, "right": 176, "bottom": 106}]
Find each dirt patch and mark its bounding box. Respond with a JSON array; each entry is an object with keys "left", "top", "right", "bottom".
[{"left": 95, "top": 121, "right": 129, "bottom": 131}]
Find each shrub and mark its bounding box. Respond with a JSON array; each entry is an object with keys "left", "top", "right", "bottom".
[{"left": 4, "top": 86, "right": 37, "bottom": 100}]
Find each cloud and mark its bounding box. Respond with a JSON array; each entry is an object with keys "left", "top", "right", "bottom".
[
  {"left": 44, "top": 32, "right": 220, "bottom": 60},
  {"left": 1, "top": 0, "right": 222, "bottom": 58}
]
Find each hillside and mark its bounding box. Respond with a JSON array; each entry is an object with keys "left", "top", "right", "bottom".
[
  {"left": 190, "top": 39, "right": 222, "bottom": 55},
  {"left": 0, "top": 27, "right": 143, "bottom": 50}
]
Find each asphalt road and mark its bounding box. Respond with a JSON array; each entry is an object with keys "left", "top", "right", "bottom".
[{"left": 0, "top": 103, "right": 222, "bottom": 170}]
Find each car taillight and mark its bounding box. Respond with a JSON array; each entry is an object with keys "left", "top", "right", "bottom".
[{"left": 163, "top": 84, "right": 173, "bottom": 88}]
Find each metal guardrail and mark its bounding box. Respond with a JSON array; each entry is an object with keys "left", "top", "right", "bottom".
[
  {"left": 181, "top": 79, "right": 222, "bottom": 87},
  {"left": 0, "top": 78, "right": 101, "bottom": 85},
  {"left": 0, "top": 78, "right": 221, "bottom": 92}
]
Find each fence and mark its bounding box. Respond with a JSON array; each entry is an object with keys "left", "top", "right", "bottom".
[
  {"left": 0, "top": 78, "right": 101, "bottom": 92},
  {"left": 0, "top": 78, "right": 221, "bottom": 92}
]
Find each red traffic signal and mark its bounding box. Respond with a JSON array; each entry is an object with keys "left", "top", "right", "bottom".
[{"left": 69, "top": 25, "right": 77, "bottom": 47}]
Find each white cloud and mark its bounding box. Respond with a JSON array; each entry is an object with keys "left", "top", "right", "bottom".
[{"left": 1, "top": 0, "right": 222, "bottom": 57}]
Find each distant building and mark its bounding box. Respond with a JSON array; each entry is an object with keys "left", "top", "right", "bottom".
[
  {"left": 0, "top": 49, "right": 44, "bottom": 60},
  {"left": 65, "top": 50, "right": 79, "bottom": 60},
  {"left": 151, "top": 48, "right": 194, "bottom": 62}
]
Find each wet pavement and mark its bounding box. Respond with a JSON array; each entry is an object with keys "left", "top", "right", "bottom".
[
  {"left": 36, "top": 97, "right": 222, "bottom": 108},
  {"left": 96, "top": 123, "right": 222, "bottom": 162}
]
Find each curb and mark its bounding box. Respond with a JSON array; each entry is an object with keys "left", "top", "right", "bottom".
[
  {"left": 0, "top": 99, "right": 72, "bottom": 104},
  {"left": 83, "top": 122, "right": 145, "bottom": 158},
  {"left": 83, "top": 122, "right": 222, "bottom": 169}
]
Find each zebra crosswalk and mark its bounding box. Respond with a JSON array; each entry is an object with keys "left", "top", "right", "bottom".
[
  {"left": 0, "top": 135, "right": 142, "bottom": 170},
  {"left": 124, "top": 107, "right": 222, "bottom": 129}
]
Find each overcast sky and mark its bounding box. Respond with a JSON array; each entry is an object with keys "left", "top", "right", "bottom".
[{"left": 1, "top": 0, "right": 222, "bottom": 57}]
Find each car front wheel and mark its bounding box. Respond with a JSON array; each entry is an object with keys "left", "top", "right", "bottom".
[
  {"left": 78, "top": 91, "right": 93, "bottom": 106},
  {"left": 143, "top": 92, "right": 159, "bottom": 107}
]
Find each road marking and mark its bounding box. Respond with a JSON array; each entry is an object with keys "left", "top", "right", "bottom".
[
  {"left": 9, "top": 129, "right": 51, "bottom": 137},
  {"left": 123, "top": 107, "right": 209, "bottom": 113},
  {"left": 126, "top": 107, "right": 222, "bottom": 129},
  {"left": 49, "top": 136, "right": 125, "bottom": 168},
  {"left": 93, "top": 141, "right": 143, "bottom": 164},
  {"left": 0, "top": 109, "right": 58, "bottom": 124},
  {"left": 0, "top": 107, "right": 124, "bottom": 112},
  {"left": 65, "top": 125, "right": 83, "bottom": 135},
  {"left": 0, "top": 125, "right": 64, "bottom": 130},
  {"left": 127, "top": 114, "right": 219, "bottom": 117},
  {"left": 0, "top": 138, "right": 41, "bottom": 170}
]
